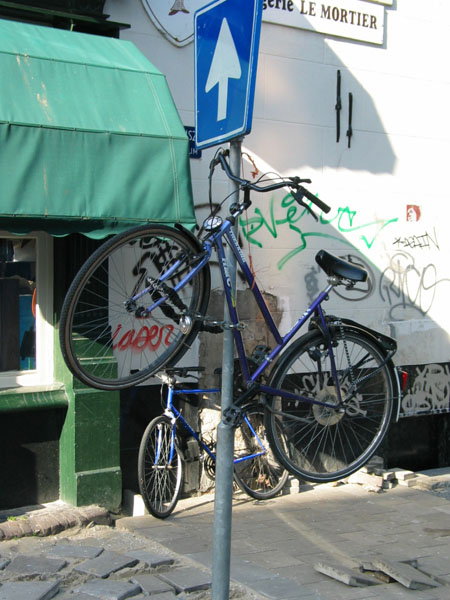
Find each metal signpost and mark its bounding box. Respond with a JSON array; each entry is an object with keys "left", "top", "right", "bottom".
[{"left": 194, "top": 1, "right": 262, "bottom": 598}]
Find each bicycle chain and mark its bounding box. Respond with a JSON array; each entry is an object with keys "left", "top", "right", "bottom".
[
  {"left": 337, "top": 319, "right": 389, "bottom": 392},
  {"left": 338, "top": 319, "right": 356, "bottom": 389}
]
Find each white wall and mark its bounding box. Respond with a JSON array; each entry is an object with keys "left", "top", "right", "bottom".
[{"left": 105, "top": 0, "right": 450, "bottom": 414}]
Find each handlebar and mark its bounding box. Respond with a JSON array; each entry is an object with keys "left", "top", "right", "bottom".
[{"left": 213, "top": 150, "right": 331, "bottom": 216}]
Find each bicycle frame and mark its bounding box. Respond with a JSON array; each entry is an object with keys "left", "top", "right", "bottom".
[
  {"left": 139, "top": 215, "right": 344, "bottom": 412},
  {"left": 160, "top": 383, "right": 268, "bottom": 467}
]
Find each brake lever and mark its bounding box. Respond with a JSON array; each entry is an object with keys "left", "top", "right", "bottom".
[
  {"left": 289, "top": 176, "right": 312, "bottom": 185},
  {"left": 209, "top": 149, "right": 230, "bottom": 173}
]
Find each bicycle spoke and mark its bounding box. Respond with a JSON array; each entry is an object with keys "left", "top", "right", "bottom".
[{"left": 265, "top": 328, "right": 394, "bottom": 482}]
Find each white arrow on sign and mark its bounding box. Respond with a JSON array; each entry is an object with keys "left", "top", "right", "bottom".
[{"left": 205, "top": 17, "right": 242, "bottom": 121}]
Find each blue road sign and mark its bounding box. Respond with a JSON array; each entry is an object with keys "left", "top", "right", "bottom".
[{"left": 194, "top": 0, "right": 262, "bottom": 150}]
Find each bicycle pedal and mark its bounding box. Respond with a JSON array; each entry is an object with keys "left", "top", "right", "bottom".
[{"left": 251, "top": 345, "right": 271, "bottom": 365}]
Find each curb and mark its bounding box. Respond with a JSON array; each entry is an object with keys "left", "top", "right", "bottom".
[{"left": 0, "top": 504, "right": 111, "bottom": 541}]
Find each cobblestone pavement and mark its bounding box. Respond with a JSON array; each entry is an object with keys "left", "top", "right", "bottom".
[{"left": 2, "top": 469, "right": 450, "bottom": 599}]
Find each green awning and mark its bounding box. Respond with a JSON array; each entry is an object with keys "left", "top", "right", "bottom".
[{"left": 0, "top": 18, "right": 195, "bottom": 238}]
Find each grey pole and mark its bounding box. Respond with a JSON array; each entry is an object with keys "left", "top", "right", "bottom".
[{"left": 211, "top": 137, "right": 242, "bottom": 600}]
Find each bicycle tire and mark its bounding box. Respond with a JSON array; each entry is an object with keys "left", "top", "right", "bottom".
[
  {"left": 233, "top": 404, "right": 289, "bottom": 499},
  {"left": 138, "top": 415, "right": 183, "bottom": 519},
  {"left": 264, "top": 327, "right": 394, "bottom": 483},
  {"left": 59, "top": 224, "right": 210, "bottom": 390}
]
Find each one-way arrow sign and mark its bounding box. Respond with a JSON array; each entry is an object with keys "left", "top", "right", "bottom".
[
  {"left": 205, "top": 18, "right": 241, "bottom": 122},
  {"left": 194, "top": 0, "right": 262, "bottom": 150}
]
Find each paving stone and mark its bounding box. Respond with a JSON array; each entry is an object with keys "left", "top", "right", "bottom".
[
  {"left": 244, "top": 574, "right": 304, "bottom": 599},
  {"left": 149, "top": 593, "right": 177, "bottom": 600},
  {"left": 0, "top": 580, "right": 59, "bottom": 599},
  {"left": 125, "top": 549, "right": 174, "bottom": 567},
  {"left": 158, "top": 566, "right": 212, "bottom": 593},
  {"left": 64, "top": 594, "right": 146, "bottom": 600},
  {"left": 130, "top": 573, "right": 175, "bottom": 595},
  {"left": 62, "top": 595, "right": 99, "bottom": 600},
  {"left": 417, "top": 556, "right": 450, "bottom": 577},
  {"left": 348, "top": 472, "right": 385, "bottom": 488},
  {"left": 391, "top": 469, "right": 417, "bottom": 481},
  {"left": 73, "top": 579, "right": 142, "bottom": 599},
  {"left": 372, "top": 559, "right": 440, "bottom": 590},
  {"left": 5, "top": 554, "right": 67, "bottom": 574},
  {"left": 74, "top": 551, "right": 138, "bottom": 578},
  {"left": 314, "top": 561, "right": 380, "bottom": 587},
  {"left": 47, "top": 543, "right": 104, "bottom": 559},
  {"left": 229, "top": 558, "right": 285, "bottom": 584}
]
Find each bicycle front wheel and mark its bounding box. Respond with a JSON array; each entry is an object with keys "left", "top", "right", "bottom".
[
  {"left": 138, "top": 415, "right": 183, "bottom": 519},
  {"left": 234, "top": 404, "right": 289, "bottom": 499},
  {"left": 60, "top": 225, "right": 210, "bottom": 390},
  {"left": 265, "top": 328, "right": 394, "bottom": 483}
]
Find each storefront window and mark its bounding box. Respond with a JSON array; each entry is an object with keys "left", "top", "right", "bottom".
[
  {"left": 0, "top": 238, "right": 36, "bottom": 371},
  {"left": 0, "top": 233, "right": 53, "bottom": 387}
]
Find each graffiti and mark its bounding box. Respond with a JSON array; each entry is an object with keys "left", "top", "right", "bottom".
[
  {"left": 239, "top": 193, "right": 398, "bottom": 270},
  {"left": 112, "top": 323, "right": 174, "bottom": 353},
  {"left": 304, "top": 266, "right": 321, "bottom": 305},
  {"left": 132, "top": 237, "right": 185, "bottom": 288},
  {"left": 333, "top": 254, "right": 374, "bottom": 302},
  {"left": 393, "top": 228, "right": 439, "bottom": 251},
  {"left": 401, "top": 363, "right": 450, "bottom": 416},
  {"left": 406, "top": 205, "right": 421, "bottom": 222},
  {"left": 379, "top": 251, "right": 450, "bottom": 320}
]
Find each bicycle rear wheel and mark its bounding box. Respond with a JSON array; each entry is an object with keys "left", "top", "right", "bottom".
[
  {"left": 60, "top": 224, "right": 210, "bottom": 390},
  {"left": 138, "top": 415, "right": 183, "bottom": 519},
  {"left": 264, "top": 328, "right": 394, "bottom": 483},
  {"left": 234, "top": 404, "right": 289, "bottom": 499}
]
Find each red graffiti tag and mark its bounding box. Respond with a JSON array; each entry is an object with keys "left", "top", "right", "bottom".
[{"left": 112, "top": 324, "right": 174, "bottom": 353}]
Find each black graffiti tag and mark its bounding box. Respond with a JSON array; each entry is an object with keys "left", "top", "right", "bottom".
[{"left": 379, "top": 251, "right": 450, "bottom": 320}]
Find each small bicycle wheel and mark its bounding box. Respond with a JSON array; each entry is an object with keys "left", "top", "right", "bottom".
[
  {"left": 264, "top": 328, "right": 394, "bottom": 483},
  {"left": 138, "top": 415, "right": 183, "bottom": 519},
  {"left": 59, "top": 224, "right": 210, "bottom": 390},
  {"left": 234, "top": 404, "right": 289, "bottom": 500}
]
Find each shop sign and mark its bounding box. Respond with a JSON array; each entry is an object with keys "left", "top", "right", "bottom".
[
  {"left": 141, "top": 0, "right": 211, "bottom": 47},
  {"left": 142, "top": 0, "right": 385, "bottom": 47},
  {"left": 365, "top": 0, "right": 393, "bottom": 5},
  {"left": 262, "top": 0, "right": 385, "bottom": 45}
]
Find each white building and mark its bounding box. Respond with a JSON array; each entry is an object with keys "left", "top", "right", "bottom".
[{"left": 105, "top": 0, "right": 450, "bottom": 420}]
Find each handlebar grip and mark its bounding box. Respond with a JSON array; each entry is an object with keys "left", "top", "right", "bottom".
[{"left": 299, "top": 186, "right": 331, "bottom": 214}]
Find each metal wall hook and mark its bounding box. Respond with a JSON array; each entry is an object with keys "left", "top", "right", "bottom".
[
  {"left": 335, "top": 70, "right": 342, "bottom": 143},
  {"left": 346, "top": 92, "right": 353, "bottom": 148}
]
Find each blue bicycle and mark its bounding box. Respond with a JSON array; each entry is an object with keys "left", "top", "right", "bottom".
[
  {"left": 138, "top": 367, "right": 289, "bottom": 518},
  {"left": 60, "top": 148, "right": 401, "bottom": 484}
]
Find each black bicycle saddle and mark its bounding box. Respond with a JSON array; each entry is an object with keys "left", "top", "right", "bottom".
[{"left": 315, "top": 250, "right": 368, "bottom": 282}]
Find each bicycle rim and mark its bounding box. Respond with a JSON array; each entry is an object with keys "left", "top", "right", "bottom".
[
  {"left": 265, "top": 329, "right": 394, "bottom": 483},
  {"left": 234, "top": 404, "right": 289, "bottom": 499},
  {"left": 60, "top": 225, "right": 210, "bottom": 390},
  {"left": 138, "top": 415, "right": 183, "bottom": 519}
]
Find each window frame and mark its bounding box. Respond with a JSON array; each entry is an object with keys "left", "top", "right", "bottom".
[{"left": 0, "top": 231, "right": 54, "bottom": 388}]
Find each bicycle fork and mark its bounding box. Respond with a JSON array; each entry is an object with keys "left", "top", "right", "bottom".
[
  {"left": 153, "top": 419, "right": 177, "bottom": 470},
  {"left": 233, "top": 412, "right": 266, "bottom": 465}
]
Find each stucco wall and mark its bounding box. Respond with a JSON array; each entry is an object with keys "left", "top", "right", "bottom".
[{"left": 104, "top": 0, "right": 450, "bottom": 417}]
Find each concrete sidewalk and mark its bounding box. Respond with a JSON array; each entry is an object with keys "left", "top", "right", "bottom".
[
  {"left": 116, "top": 476, "right": 450, "bottom": 599},
  {"left": 2, "top": 470, "right": 450, "bottom": 598}
]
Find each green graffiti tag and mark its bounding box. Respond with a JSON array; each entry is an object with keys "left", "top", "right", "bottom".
[{"left": 239, "top": 193, "right": 398, "bottom": 270}]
